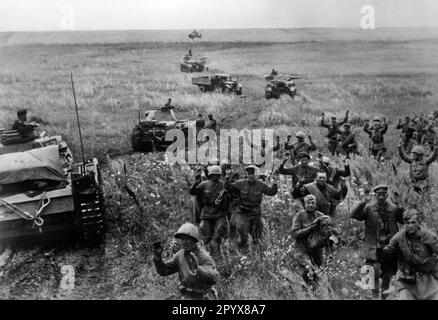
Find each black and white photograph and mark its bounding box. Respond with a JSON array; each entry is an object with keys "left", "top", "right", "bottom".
[{"left": 0, "top": 0, "right": 438, "bottom": 305}]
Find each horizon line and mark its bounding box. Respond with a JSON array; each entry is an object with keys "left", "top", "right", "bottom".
[{"left": 2, "top": 26, "right": 438, "bottom": 33}]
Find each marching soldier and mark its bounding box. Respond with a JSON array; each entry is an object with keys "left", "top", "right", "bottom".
[
  {"left": 291, "top": 195, "right": 334, "bottom": 287},
  {"left": 381, "top": 209, "right": 438, "bottom": 300},
  {"left": 319, "top": 157, "right": 350, "bottom": 189},
  {"left": 320, "top": 110, "right": 349, "bottom": 156},
  {"left": 292, "top": 171, "right": 347, "bottom": 217},
  {"left": 284, "top": 131, "right": 317, "bottom": 165},
  {"left": 224, "top": 165, "right": 278, "bottom": 252},
  {"left": 339, "top": 123, "right": 359, "bottom": 158},
  {"left": 279, "top": 152, "right": 319, "bottom": 214},
  {"left": 350, "top": 184, "right": 404, "bottom": 299},
  {"left": 364, "top": 116, "right": 388, "bottom": 161},
  {"left": 189, "top": 165, "right": 228, "bottom": 259},
  {"left": 153, "top": 223, "right": 219, "bottom": 300},
  {"left": 398, "top": 144, "right": 438, "bottom": 195},
  {"left": 396, "top": 116, "right": 412, "bottom": 135}
]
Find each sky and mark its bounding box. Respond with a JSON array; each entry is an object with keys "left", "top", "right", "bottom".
[{"left": 1, "top": 0, "right": 438, "bottom": 32}]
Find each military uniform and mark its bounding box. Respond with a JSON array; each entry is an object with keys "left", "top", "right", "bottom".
[
  {"left": 285, "top": 139, "right": 317, "bottom": 163},
  {"left": 320, "top": 162, "right": 350, "bottom": 189},
  {"left": 350, "top": 187, "right": 404, "bottom": 298},
  {"left": 278, "top": 162, "right": 319, "bottom": 190},
  {"left": 153, "top": 223, "right": 219, "bottom": 300},
  {"left": 225, "top": 177, "right": 278, "bottom": 250},
  {"left": 279, "top": 153, "right": 319, "bottom": 214},
  {"left": 339, "top": 124, "right": 358, "bottom": 157},
  {"left": 399, "top": 145, "right": 438, "bottom": 194},
  {"left": 291, "top": 209, "right": 327, "bottom": 269},
  {"left": 189, "top": 179, "right": 228, "bottom": 258},
  {"left": 364, "top": 120, "right": 388, "bottom": 160},
  {"left": 154, "top": 245, "right": 218, "bottom": 299},
  {"left": 320, "top": 113, "right": 348, "bottom": 156},
  {"left": 293, "top": 181, "right": 346, "bottom": 217},
  {"left": 383, "top": 227, "right": 438, "bottom": 300}
]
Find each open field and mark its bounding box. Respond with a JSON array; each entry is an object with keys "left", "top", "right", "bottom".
[{"left": 0, "top": 28, "right": 438, "bottom": 299}]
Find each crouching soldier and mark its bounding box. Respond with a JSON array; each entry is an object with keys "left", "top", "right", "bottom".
[
  {"left": 189, "top": 165, "right": 228, "bottom": 260},
  {"left": 291, "top": 195, "right": 335, "bottom": 288},
  {"left": 381, "top": 209, "right": 438, "bottom": 300},
  {"left": 350, "top": 184, "right": 404, "bottom": 299},
  {"left": 153, "top": 223, "right": 219, "bottom": 300},
  {"left": 225, "top": 165, "right": 278, "bottom": 252},
  {"left": 398, "top": 144, "right": 438, "bottom": 196}
]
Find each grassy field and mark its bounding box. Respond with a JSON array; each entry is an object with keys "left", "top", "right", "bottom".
[{"left": 0, "top": 28, "right": 438, "bottom": 300}]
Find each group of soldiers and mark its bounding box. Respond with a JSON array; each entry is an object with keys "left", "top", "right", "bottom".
[
  {"left": 9, "top": 109, "right": 438, "bottom": 300},
  {"left": 150, "top": 109, "right": 438, "bottom": 300}
]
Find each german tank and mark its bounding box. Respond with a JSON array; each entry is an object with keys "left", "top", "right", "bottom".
[{"left": 0, "top": 129, "right": 105, "bottom": 246}]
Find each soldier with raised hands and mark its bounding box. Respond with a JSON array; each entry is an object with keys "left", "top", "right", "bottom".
[
  {"left": 398, "top": 143, "right": 438, "bottom": 195},
  {"left": 364, "top": 116, "right": 388, "bottom": 161},
  {"left": 153, "top": 223, "right": 219, "bottom": 300},
  {"left": 292, "top": 171, "right": 347, "bottom": 217},
  {"left": 189, "top": 165, "right": 228, "bottom": 259},
  {"left": 350, "top": 184, "right": 405, "bottom": 299},
  {"left": 320, "top": 110, "right": 349, "bottom": 156},
  {"left": 224, "top": 164, "right": 278, "bottom": 252},
  {"left": 284, "top": 131, "right": 317, "bottom": 165}
]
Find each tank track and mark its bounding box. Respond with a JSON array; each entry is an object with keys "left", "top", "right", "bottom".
[{"left": 72, "top": 161, "right": 106, "bottom": 244}]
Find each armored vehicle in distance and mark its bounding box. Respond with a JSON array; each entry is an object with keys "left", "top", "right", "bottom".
[
  {"left": 131, "top": 106, "right": 190, "bottom": 152},
  {"left": 192, "top": 74, "right": 242, "bottom": 95},
  {"left": 264, "top": 74, "right": 300, "bottom": 99},
  {"left": 180, "top": 58, "right": 208, "bottom": 73}
]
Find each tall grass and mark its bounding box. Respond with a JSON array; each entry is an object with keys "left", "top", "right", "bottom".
[{"left": 1, "top": 38, "right": 437, "bottom": 299}]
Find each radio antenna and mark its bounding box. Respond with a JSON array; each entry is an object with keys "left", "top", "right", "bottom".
[{"left": 70, "top": 73, "right": 87, "bottom": 172}]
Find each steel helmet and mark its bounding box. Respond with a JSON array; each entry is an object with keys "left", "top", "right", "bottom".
[
  {"left": 245, "top": 164, "right": 258, "bottom": 173},
  {"left": 208, "top": 157, "right": 220, "bottom": 165},
  {"left": 208, "top": 165, "right": 222, "bottom": 175},
  {"left": 295, "top": 131, "right": 305, "bottom": 139},
  {"left": 322, "top": 156, "right": 330, "bottom": 164},
  {"left": 174, "top": 223, "right": 201, "bottom": 242},
  {"left": 411, "top": 145, "right": 425, "bottom": 155},
  {"left": 402, "top": 209, "right": 419, "bottom": 221}
]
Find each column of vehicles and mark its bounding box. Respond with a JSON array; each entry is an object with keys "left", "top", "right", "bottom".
[{"left": 2, "top": 32, "right": 301, "bottom": 248}]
